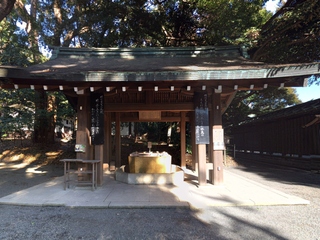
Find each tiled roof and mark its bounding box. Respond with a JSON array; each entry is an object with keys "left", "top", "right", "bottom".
[
  {"left": 22, "top": 46, "right": 319, "bottom": 83},
  {"left": 1, "top": 46, "right": 319, "bottom": 90}
]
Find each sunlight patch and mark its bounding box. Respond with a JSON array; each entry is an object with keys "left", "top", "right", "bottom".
[{"left": 26, "top": 167, "right": 47, "bottom": 174}]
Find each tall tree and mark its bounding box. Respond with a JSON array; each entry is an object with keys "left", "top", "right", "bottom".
[
  {"left": 251, "top": 0, "right": 320, "bottom": 64},
  {"left": 197, "top": 0, "right": 271, "bottom": 45},
  {"left": 1, "top": 2, "right": 76, "bottom": 144},
  {"left": 0, "top": 0, "right": 16, "bottom": 22},
  {"left": 33, "top": 0, "right": 271, "bottom": 48}
]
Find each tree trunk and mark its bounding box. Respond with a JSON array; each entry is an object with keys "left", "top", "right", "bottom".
[
  {"left": 33, "top": 90, "right": 56, "bottom": 144},
  {"left": 0, "top": 0, "right": 16, "bottom": 22}
]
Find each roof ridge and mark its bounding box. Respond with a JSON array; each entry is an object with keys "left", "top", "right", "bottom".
[{"left": 49, "top": 45, "right": 243, "bottom": 60}]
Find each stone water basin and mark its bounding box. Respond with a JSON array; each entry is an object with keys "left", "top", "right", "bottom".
[
  {"left": 115, "top": 164, "right": 184, "bottom": 185},
  {"left": 115, "top": 152, "right": 184, "bottom": 185},
  {"left": 128, "top": 151, "right": 172, "bottom": 173}
]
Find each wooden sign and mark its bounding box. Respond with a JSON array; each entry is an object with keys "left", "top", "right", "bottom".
[
  {"left": 195, "top": 93, "right": 209, "bottom": 144},
  {"left": 139, "top": 111, "right": 161, "bottom": 121},
  {"left": 91, "top": 93, "right": 104, "bottom": 145}
]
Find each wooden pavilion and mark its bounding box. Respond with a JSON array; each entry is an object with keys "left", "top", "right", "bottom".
[{"left": 1, "top": 45, "right": 319, "bottom": 185}]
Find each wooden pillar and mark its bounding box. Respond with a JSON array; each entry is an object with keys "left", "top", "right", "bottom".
[
  {"left": 190, "top": 111, "right": 197, "bottom": 171},
  {"left": 198, "top": 144, "right": 207, "bottom": 185},
  {"left": 115, "top": 112, "right": 121, "bottom": 168},
  {"left": 94, "top": 145, "right": 104, "bottom": 185},
  {"left": 76, "top": 95, "right": 91, "bottom": 160},
  {"left": 193, "top": 92, "right": 209, "bottom": 186},
  {"left": 208, "top": 101, "right": 214, "bottom": 183},
  {"left": 210, "top": 92, "right": 224, "bottom": 185},
  {"left": 180, "top": 112, "right": 186, "bottom": 168},
  {"left": 104, "top": 112, "right": 112, "bottom": 169}
]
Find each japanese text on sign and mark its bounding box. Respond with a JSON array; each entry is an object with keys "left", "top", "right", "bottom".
[
  {"left": 91, "top": 93, "right": 104, "bottom": 145},
  {"left": 195, "top": 93, "right": 209, "bottom": 144}
]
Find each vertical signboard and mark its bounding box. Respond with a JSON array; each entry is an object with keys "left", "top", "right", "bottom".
[
  {"left": 213, "top": 128, "right": 225, "bottom": 150},
  {"left": 195, "top": 93, "right": 210, "bottom": 144},
  {"left": 91, "top": 93, "right": 104, "bottom": 145}
]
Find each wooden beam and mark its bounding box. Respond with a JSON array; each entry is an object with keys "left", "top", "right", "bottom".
[
  {"left": 104, "top": 103, "right": 194, "bottom": 112},
  {"left": 118, "top": 115, "right": 190, "bottom": 122}
]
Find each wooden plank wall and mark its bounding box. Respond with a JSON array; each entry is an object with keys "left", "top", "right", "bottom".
[{"left": 233, "top": 115, "right": 320, "bottom": 157}]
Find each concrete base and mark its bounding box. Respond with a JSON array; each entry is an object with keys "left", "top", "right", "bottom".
[{"left": 115, "top": 164, "right": 184, "bottom": 185}]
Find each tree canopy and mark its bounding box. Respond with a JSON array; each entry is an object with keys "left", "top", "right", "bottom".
[
  {"left": 0, "top": 0, "right": 317, "bottom": 141},
  {"left": 1, "top": 1, "right": 318, "bottom": 63},
  {"left": 0, "top": 0, "right": 270, "bottom": 49},
  {"left": 223, "top": 87, "right": 301, "bottom": 130},
  {"left": 251, "top": 0, "right": 320, "bottom": 64}
]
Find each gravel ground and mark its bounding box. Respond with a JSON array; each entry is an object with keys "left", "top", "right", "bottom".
[{"left": 0, "top": 158, "right": 319, "bottom": 240}]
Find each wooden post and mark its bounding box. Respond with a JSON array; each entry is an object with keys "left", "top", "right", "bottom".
[
  {"left": 115, "top": 112, "right": 121, "bottom": 168},
  {"left": 180, "top": 111, "right": 186, "bottom": 168},
  {"left": 76, "top": 95, "right": 91, "bottom": 160},
  {"left": 94, "top": 145, "right": 104, "bottom": 185},
  {"left": 190, "top": 111, "right": 197, "bottom": 171},
  {"left": 104, "top": 112, "right": 112, "bottom": 170},
  {"left": 194, "top": 92, "right": 210, "bottom": 186},
  {"left": 198, "top": 144, "right": 207, "bottom": 185},
  {"left": 209, "top": 99, "right": 214, "bottom": 183},
  {"left": 210, "top": 92, "right": 224, "bottom": 185}
]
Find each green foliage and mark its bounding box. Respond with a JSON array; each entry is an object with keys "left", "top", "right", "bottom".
[
  {"left": 197, "top": 0, "right": 271, "bottom": 45},
  {"left": 0, "top": 89, "right": 35, "bottom": 139},
  {"left": 0, "top": 20, "right": 30, "bottom": 66},
  {"left": 252, "top": 0, "right": 320, "bottom": 64},
  {"left": 36, "top": 0, "right": 161, "bottom": 47},
  {"left": 223, "top": 87, "right": 301, "bottom": 130},
  {"left": 0, "top": 88, "right": 75, "bottom": 141},
  {"left": 26, "top": 0, "right": 271, "bottom": 48},
  {"left": 53, "top": 92, "right": 76, "bottom": 128},
  {"left": 0, "top": 17, "right": 47, "bottom": 66}
]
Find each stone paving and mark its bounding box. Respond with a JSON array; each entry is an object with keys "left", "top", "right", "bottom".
[{"left": 0, "top": 169, "right": 309, "bottom": 209}]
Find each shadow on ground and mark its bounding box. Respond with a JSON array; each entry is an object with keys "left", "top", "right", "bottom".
[{"left": 232, "top": 156, "right": 320, "bottom": 188}]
